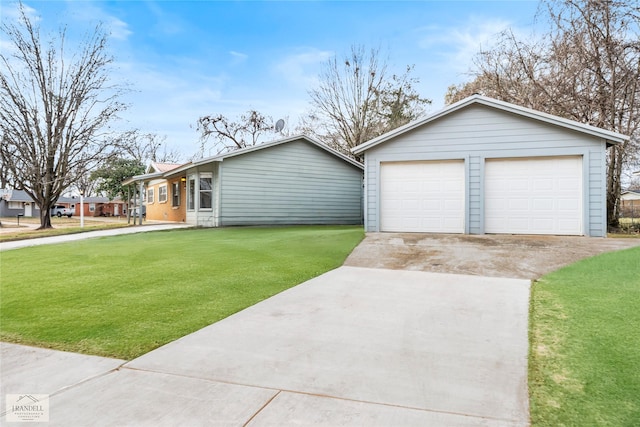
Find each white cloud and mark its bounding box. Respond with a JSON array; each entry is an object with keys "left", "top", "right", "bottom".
[
  {"left": 229, "top": 51, "right": 248, "bottom": 65},
  {"left": 408, "top": 16, "right": 535, "bottom": 107},
  {"left": 0, "top": 38, "right": 16, "bottom": 54},
  {"left": 145, "top": 1, "right": 184, "bottom": 36},
  {"left": 52, "top": 1, "right": 134, "bottom": 41},
  {"left": 2, "top": 2, "right": 41, "bottom": 22},
  {"left": 107, "top": 17, "right": 132, "bottom": 41},
  {"left": 417, "top": 16, "right": 514, "bottom": 73},
  {"left": 272, "top": 47, "right": 334, "bottom": 89},
  {"left": 110, "top": 59, "right": 231, "bottom": 155}
]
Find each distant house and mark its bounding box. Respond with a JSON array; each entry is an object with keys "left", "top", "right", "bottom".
[
  {"left": 74, "top": 196, "right": 127, "bottom": 217},
  {"left": 0, "top": 189, "right": 41, "bottom": 218},
  {"left": 621, "top": 190, "right": 640, "bottom": 217},
  {"left": 0, "top": 190, "right": 126, "bottom": 219},
  {"left": 124, "top": 135, "right": 364, "bottom": 227}
]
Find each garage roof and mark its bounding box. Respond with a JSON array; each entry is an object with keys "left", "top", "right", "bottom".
[{"left": 352, "top": 94, "right": 629, "bottom": 155}]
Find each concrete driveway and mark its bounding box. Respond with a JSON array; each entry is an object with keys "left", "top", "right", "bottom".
[
  {"left": 345, "top": 233, "right": 640, "bottom": 279},
  {"left": 7, "top": 231, "right": 631, "bottom": 425},
  {"left": 2, "top": 266, "right": 530, "bottom": 426}
]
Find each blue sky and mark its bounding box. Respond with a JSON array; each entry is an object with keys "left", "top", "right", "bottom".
[{"left": 2, "top": 1, "right": 541, "bottom": 159}]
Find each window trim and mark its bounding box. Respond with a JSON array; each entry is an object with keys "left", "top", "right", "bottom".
[
  {"left": 199, "top": 173, "right": 213, "bottom": 211},
  {"left": 147, "top": 187, "right": 155, "bottom": 204},
  {"left": 158, "top": 184, "right": 168, "bottom": 204},
  {"left": 172, "top": 182, "right": 180, "bottom": 207},
  {"left": 187, "top": 177, "right": 195, "bottom": 211}
]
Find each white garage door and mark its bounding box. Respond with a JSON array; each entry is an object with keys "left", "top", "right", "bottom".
[
  {"left": 485, "top": 156, "right": 582, "bottom": 235},
  {"left": 380, "top": 160, "right": 465, "bottom": 233}
]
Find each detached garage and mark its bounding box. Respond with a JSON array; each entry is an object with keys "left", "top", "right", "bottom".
[{"left": 353, "top": 95, "right": 628, "bottom": 237}]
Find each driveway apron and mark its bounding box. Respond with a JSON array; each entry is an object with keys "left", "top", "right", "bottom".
[{"left": 3, "top": 266, "right": 531, "bottom": 426}]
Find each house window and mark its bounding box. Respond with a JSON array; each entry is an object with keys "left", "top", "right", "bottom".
[
  {"left": 188, "top": 177, "right": 195, "bottom": 210},
  {"left": 147, "top": 187, "right": 155, "bottom": 204},
  {"left": 158, "top": 185, "right": 167, "bottom": 203},
  {"left": 8, "top": 201, "right": 21, "bottom": 209},
  {"left": 199, "top": 173, "right": 212, "bottom": 210},
  {"left": 89, "top": 203, "right": 96, "bottom": 212},
  {"left": 172, "top": 182, "right": 180, "bottom": 207}
]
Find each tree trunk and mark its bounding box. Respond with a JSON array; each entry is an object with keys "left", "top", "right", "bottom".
[
  {"left": 606, "top": 145, "right": 624, "bottom": 229},
  {"left": 38, "top": 207, "right": 53, "bottom": 230}
]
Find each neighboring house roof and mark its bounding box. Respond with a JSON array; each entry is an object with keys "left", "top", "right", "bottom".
[
  {"left": 621, "top": 190, "right": 640, "bottom": 200},
  {"left": 352, "top": 94, "right": 629, "bottom": 154},
  {"left": 2, "top": 190, "right": 123, "bottom": 204},
  {"left": 147, "top": 162, "right": 183, "bottom": 173},
  {"left": 81, "top": 196, "right": 125, "bottom": 203},
  {"left": 1, "top": 189, "right": 51, "bottom": 204},
  {"left": 1, "top": 189, "right": 34, "bottom": 202},
  {"left": 124, "top": 161, "right": 189, "bottom": 185},
  {"left": 54, "top": 196, "right": 122, "bottom": 204},
  {"left": 125, "top": 134, "right": 363, "bottom": 185}
]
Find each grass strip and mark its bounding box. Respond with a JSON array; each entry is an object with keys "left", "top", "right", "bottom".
[{"left": 529, "top": 246, "right": 640, "bottom": 426}]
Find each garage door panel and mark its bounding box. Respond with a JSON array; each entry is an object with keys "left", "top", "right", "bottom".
[
  {"left": 509, "top": 179, "right": 529, "bottom": 191},
  {"left": 423, "top": 199, "right": 441, "bottom": 210},
  {"left": 485, "top": 157, "right": 582, "bottom": 235},
  {"left": 532, "top": 199, "right": 554, "bottom": 211},
  {"left": 559, "top": 178, "right": 580, "bottom": 191},
  {"left": 509, "top": 199, "right": 529, "bottom": 210},
  {"left": 558, "top": 199, "right": 579, "bottom": 210},
  {"left": 509, "top": 218, "right": 530, "bottom": 231},
  {"left": 380, "top": 161, "right": 465, "bottom": 233},
  {"left": 533, "top": 179, "right": 553, "bottom": 191},
  {"left": 444, "top": 199, "right": 463, "bottom": 210}
]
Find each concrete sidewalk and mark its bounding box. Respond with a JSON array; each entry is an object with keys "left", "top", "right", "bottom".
[
  {"left": 0, "top": 223, "right": 192, "bottom": 251},
  {"left": 1, "top": 267, "right": 530, "bottom": 426}
]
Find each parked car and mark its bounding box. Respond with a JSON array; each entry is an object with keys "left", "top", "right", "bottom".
[
  {"left": 50, "top": 204, "right": 75, "bottom": 218},
  {"left": 130, "top": 206, "right": 146, "bottom": 219}
]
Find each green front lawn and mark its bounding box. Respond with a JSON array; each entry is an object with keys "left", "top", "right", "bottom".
[
  {"left": 529, "top": 246, "right": 640, "bottom": 426},
  {"left": 0, "top": 226, "right": 363, "bottom": 359}
]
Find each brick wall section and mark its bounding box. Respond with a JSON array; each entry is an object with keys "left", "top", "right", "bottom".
[{"left": 146, "top": 177, "right": 187, "bottom": 222}]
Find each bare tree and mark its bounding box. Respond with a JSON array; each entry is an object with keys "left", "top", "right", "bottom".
[
  {"left": 0, "top": 3, "right": 127, "bottom": 228},
  {"left": 447, "top": 0, "right": 640, "bottom": 228},
  {"left": 305, "top": 45, "right": 431, "bottom": 157},
  {"left": 70, "top": 170, "right": 100, "bottom": 198},
  {"left": 196, "top": 110, "right": 273, "bottom": 156},
  {"left": 121, "top": 130, "right": 183, "bottom": 164}
]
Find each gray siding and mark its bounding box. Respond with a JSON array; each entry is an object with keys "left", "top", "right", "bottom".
[
  {"left": 364, "top": 105, "right": 609, "bottom": 236},
  {"left": 0, "top": 201, "right": 40, "bottom": 218},
  {"left": 587, "top": 149, "right": 606, "bottom": 236},
  {"left": 468, "top": 155, "right": 482, "bottom": 233},
  {"left": 219, "top": 139, "right": 363, "bottom": 226}
]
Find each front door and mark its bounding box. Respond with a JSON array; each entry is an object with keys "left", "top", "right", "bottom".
[{"left": 24, "top": 203, "right": 32, "bottom": 217}]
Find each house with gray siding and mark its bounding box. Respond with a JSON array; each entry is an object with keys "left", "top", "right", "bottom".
[
  {"left": 125, "top": 135, "right": 364, "bottom": 227},
  {"left": 0, "top": 189, "right": 41, "bottom": 218},
  {"left": 352, "top": 95, "right": 627, "bottom": 237}
]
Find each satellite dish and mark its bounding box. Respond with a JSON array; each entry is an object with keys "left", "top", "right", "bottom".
[{"left": 275, "top": 119, "right": 285, "bottom": 133}]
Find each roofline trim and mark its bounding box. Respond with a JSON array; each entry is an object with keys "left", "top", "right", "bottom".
[{"left": 123, "top": 134, "right": 363, "bottom": 185}]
